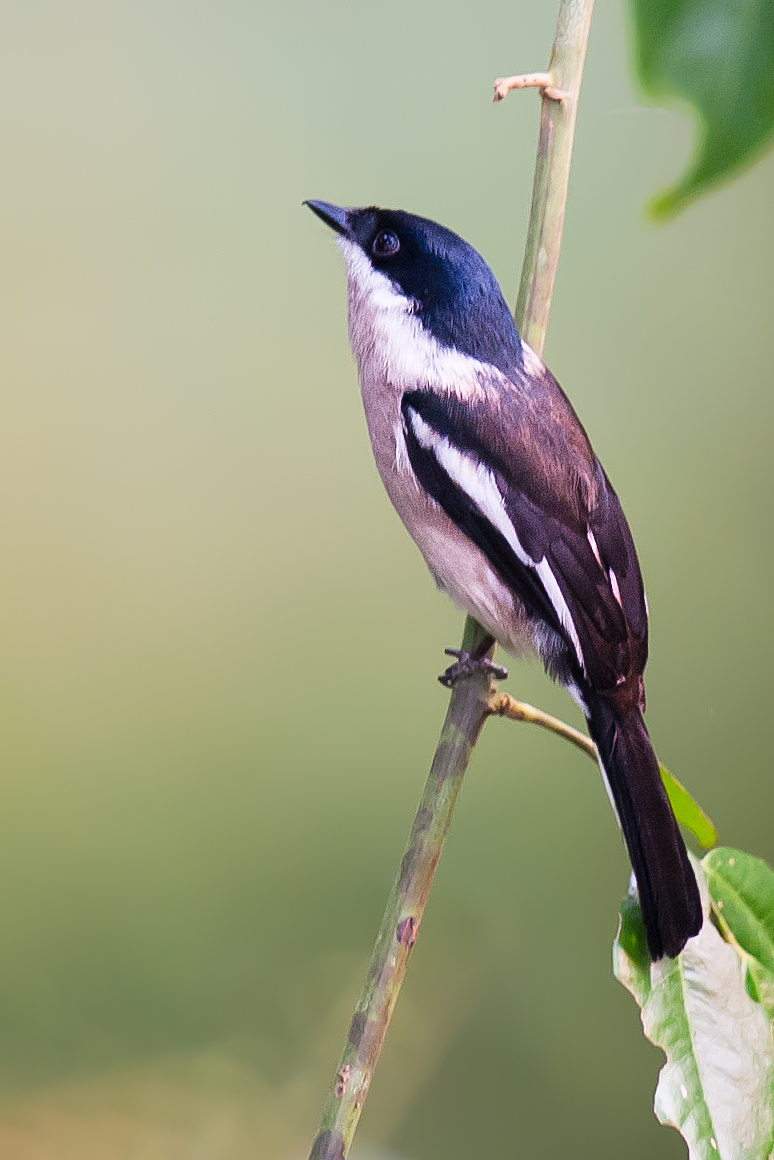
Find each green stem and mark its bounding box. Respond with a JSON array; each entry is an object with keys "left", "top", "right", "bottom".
[
  {"left": 515, "top": 0, "right": 595, "bottom": 353},
  {"left": 309, "top": 619, "right": 493, "bottom": 1160},
  {"left": 307, "top": 2, "right": 595, "bottom": 1156}
]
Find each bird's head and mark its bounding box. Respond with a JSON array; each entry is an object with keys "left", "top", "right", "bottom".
[{"left": 305, "top": 201, "right": 523, "bottom": 379}]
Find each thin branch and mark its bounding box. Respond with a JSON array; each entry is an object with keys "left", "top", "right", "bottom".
[
  {"left": 488, "top": 693, "right": 719, "bottom": 850},
  {"left": 493, "top": 72, "right": 567, "bottom": 103},
  {"left": 515, "top": 0, "right": 595, "bottom": 355},
  {"left": 307, "top": 2, "right": 595, "bottom": 1157},
  {"left": 488, "top": 690, "right": 596, "bottom": 758}
]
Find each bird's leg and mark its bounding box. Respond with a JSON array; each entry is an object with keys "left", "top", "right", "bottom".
[{"left": 438, "top": 634, "right": 508, "bottom": 687}]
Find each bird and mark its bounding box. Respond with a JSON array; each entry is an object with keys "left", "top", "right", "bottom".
[{"left": 305, "top": 199, "right": 702, "bottom": 960}]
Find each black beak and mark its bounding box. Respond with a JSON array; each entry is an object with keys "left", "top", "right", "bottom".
[{"left": 304, "top": 199, "right": 351, "bottom": 236}]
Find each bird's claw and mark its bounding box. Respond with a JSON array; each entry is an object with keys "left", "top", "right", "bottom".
[{"left": 438, "top": 649, "right": 509, "bottom": 688}]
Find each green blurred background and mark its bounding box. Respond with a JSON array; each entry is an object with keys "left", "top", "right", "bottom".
[{"left": 0, "top": 1, "right": 771, "bottom": 1156}]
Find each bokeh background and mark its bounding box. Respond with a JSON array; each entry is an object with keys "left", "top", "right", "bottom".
[{"left": 0, "top": 1, "right": 772, "bottom": 1157}]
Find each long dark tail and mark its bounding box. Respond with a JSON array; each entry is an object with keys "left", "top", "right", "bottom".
[{"left": 584, "top": 693, "right": 702, "bottom": 960}]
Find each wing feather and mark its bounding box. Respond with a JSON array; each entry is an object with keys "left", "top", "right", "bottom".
[{"left": 402, "top": 378, "right": 648, "bottom": 704}]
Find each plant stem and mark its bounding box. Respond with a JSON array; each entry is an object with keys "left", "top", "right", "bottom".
[
  {"left": 515, "top": 0, "right": 595, "bottom": 354},
  {"left": 308, "top": 618, "right": 494, "bottom": 1160},
  {"left": 488, "top": 690, "right": 596, "bottom": 758},
  {"left": 307, "top": 2, "right": 595, "bottom": 1156},
  {"left": 489, "top": 691, "right": 718, "bottom": 849}
]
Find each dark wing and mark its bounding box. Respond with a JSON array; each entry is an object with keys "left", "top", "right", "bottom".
[{"left": 401, "top": 377, "right": 648, "bottom": 705}]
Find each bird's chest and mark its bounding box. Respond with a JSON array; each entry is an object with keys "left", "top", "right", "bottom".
[{"left": 356, "top": 364, "right": 534, "bottom": 657}]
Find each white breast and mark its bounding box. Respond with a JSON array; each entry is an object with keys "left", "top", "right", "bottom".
[{"left": 338, "top": 237, "right": 536, "bottom": 659}]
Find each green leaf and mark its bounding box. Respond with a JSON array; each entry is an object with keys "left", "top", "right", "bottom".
[
  {"left": 632, "top": 0, "right": 774, "bottom": 218},
  {"left": 660, "top": 764, "right": 717, "bottom": 848},
  {"left": 703, "top": 847, "right": 774, "bottom": 1020},
  {"left": 614, "top": 855, "right": 774, "bottom": 1159}
]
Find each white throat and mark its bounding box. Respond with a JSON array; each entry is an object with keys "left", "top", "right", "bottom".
[{"left": 338, "top": 238, "right": 486, "bottom": 399}]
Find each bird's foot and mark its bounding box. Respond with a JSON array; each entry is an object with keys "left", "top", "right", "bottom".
[{"left": 438, "top": 648, "right": 509, "bottom": 688}]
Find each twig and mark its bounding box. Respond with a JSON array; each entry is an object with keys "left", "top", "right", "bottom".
[
  {"left": 307, "top": 1, "right": 595, "bottom": 1157},
  {"left": 493, "top": 72, "right": 567, "bottom": 103},
  {"left": 488, "top": 690, "right": 596, "bottom": 758},
  {"left": 488, "top": 693, "right": 718, "bottom": 849}
]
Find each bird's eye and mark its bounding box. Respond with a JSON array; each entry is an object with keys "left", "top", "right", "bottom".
[{"left": 372, "top": 230, "right": 400, "bottom": 258}]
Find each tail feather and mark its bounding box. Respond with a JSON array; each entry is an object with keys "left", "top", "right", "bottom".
[{"left": 584, "top": 693, "right": 702, "bottom": 960}]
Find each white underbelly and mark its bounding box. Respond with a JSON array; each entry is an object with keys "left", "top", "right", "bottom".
[
  {"left": 358, "top": 368, "right": 536, "bottom": 658},
  {"left": 399, "top": 489, "right": 534, "bottom": 656},
  {"left": 378, "top": 443, "right": 535, "bottom": 657}
]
